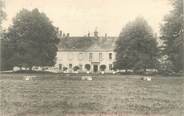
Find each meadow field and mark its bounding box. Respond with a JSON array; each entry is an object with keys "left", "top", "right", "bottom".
[{"left": 0, "top": 73, "right": 183, "bottom": 116}]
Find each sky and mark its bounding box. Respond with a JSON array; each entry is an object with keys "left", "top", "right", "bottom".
[{"left": 3, "top": 0, "right": 172, "bottom": 36}]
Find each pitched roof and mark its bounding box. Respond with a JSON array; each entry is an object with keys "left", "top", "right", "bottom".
[{"left": 58, "top": 36, "right": 117, "bottom": 52}]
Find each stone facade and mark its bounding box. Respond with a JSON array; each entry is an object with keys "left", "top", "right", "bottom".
[
  {"left": 56, "top": 51, "right": 116, "bottom": 73},
  {"left": 55, "top": 32, "right": 117, "bottom": 73}
]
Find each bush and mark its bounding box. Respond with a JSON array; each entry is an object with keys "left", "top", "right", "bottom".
[
  {"left": 158, "top": 60, "right": 175, "bottom": 75},
  {"left": 63, "top": 67, "right": 68, "bottom": 71},
  {"left": 100, "top": 65, "right": 106, "bottom": 71},
  {"left": 73, "top": 66, "right": 80, "bottom": 71},
  {"left": 13, "top": 70, "right": 53, "bottom": 74},
  {"left": 85, "top": 64, "right": 91, "bottom": 71}
]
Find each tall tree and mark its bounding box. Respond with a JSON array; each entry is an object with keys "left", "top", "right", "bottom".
[
  {"left": 114, "top": 17, "right": 159, "bottom": 72},
  {"left": 0, "top": 0, "right": 10, "bottom": 70},
  {"left": 0, "top": 33, "right": 15, "bottom": 70},
  {"left": 7, "top": 9, "right": 60, "bottom": 70},
  {"left": 160, "top": 0, "right": 184, "bottom": 73},
  {"left": 0, "top": 0, "right": 6, "bottom": 30}
]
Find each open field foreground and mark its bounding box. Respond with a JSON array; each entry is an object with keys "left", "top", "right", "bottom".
[{"left": 0, "top": 74, "right": 184, "bottom": 116}]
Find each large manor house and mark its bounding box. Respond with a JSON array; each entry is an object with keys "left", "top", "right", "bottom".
[{"left": 55, "top": 30, "right": 117, "bottom": 73}]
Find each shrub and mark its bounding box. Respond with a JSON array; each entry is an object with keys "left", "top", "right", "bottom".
[
  {"left": 73, "top": 66, "right": 80, "bottom": 71},
  {"left": 63, "top": 67, "right": 68, "bottom": 71},
  {"left": 100, "top": 65, "right": 106, "bottom": 71},
  {"left": 85, "top": 64, "right": 91, "bottom": 71},
  {"left": 158, "top": 60, "right": 175, "bottom": 75}
]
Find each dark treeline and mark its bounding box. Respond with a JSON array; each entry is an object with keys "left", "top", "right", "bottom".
[
  {"left": 114, "top": 0, "right": 183, "bottom": 75},
  {"left": 0, "top": 7, "right": 60, "bottom": 71},
  {"left": 0, "top": 0, "right": 183, "bottom": 75}
]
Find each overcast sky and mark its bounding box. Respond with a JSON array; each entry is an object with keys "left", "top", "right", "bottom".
[{"left": 3, "top": 0, "right": 172, "bottom": 36}]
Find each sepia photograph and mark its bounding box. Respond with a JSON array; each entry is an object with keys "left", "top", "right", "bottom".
[{"left": 0, "top": 0, "right": 183, "bottom": 116}]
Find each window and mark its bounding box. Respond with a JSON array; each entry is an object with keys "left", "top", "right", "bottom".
[
  {"left": 78, "top": 53, "right": 83, "bottom": 60},
  {"left": 99, "top": 53, "right": 103, "bottom": 61},
  {"left": 69, "top": 64, "right": 72, "bottom": 68},
  {"left": 89, "top": 53, "right": 92, "bottom": 61},
  {"left": 109, "top": 64, "right": 113, "bottom": 70},
  {"left": 109, "top": 53, "right": 112, "bottom": 60},
  {"left": 59, "top": 64, "right": 62, "bottom": 70}
]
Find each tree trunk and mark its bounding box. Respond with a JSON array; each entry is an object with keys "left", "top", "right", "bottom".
[
  {"left": 19, "top": 66, "right": 22, "bottom": 71},
  {"left": 144, "top": 68, "right": 147, "bottom": 75},
  {"left": 29, "top": 66, "right": 32, "bottom": 71}
]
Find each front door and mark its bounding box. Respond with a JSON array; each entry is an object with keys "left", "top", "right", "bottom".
[{"left": 93, "top": 65, "right": 98, "bottom": 72}]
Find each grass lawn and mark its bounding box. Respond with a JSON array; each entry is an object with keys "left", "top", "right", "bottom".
[{"left": 0, "top": 73, "right": 183, "bottom": 116}]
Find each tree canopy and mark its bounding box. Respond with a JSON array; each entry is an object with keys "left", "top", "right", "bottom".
[
  {"left": 0, "top": 0, "right": 9, "bottom": 70},
  {"left": 114, "top": 17, "right": 159, "bottom": 72},
  {"left": 160, "top": 0, "right": 184, "bottom": 73},
  {"left": 0, "top": 0, "right": 6, "bottom": 30},
  {"left": 0, "top": 33, "right": 15, "bottom": 70},
  {"left": 7, "top": 8, "right": 60, "bottom": 69}
]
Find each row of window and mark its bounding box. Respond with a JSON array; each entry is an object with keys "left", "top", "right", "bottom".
[
  {"left": 58, "top": 53, "right": 113, "bottom": 61},
  {"left": 89, "top": 53, "right": 112, "bottom": 61},
  {"left": 59, "top": 64, "right": 113, "bottom": 71}
]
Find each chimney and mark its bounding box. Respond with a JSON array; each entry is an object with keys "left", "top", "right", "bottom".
[
  {"left": 94, "top": 30, "right": 98, "bottom": 38},
  {"left": 105, "top": 33, "right": 107, "bottom": 39},
  {"left": 63, "top": 33, "right": 65, "bottom": 37},
  {"left": 67, "top": 33, "right": 70, "bottom": 38},
  {"left": 88, "top": 32, "right": 90, "bottom": 37}
]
